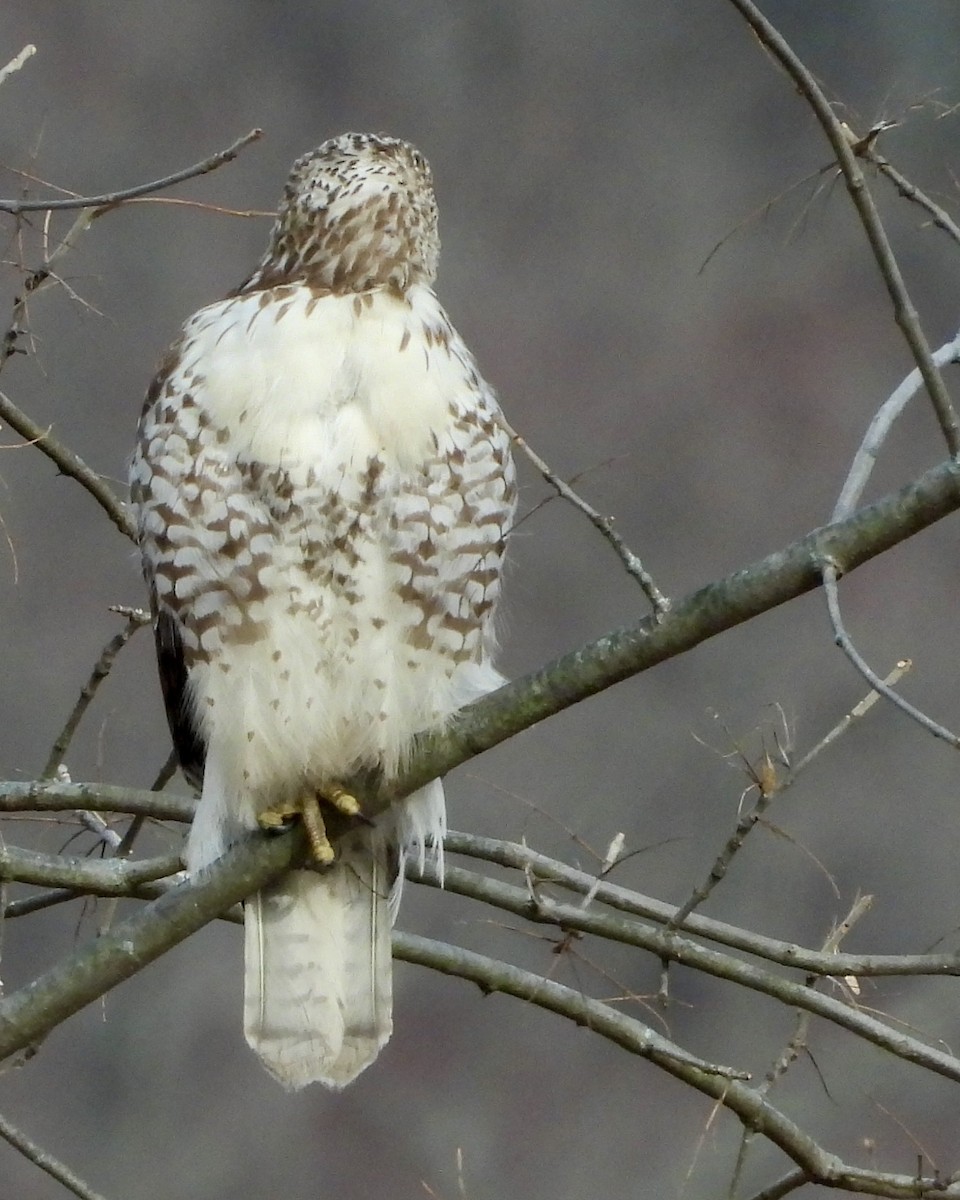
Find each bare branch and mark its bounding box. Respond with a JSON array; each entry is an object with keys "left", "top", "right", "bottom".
[
  {"left": 4, "top": 889, "right": 80, "bottom": 919},
  {"left": 502, "top": 416, "right": 671, "bottom": 618},
  {"left": 789, "top": 661, "right": 911, "bottom": 776},
  {"left": 743, "top": 1169, "right": 811, "bottom": 1200},
  {"left": 866, "top": 141, "right": 960, "bottom": 250},
  {"left": 0, "top": 781, "right": 193, "bottom": 822},
  {"left": 821, "top": 558, "right": 960, "bottom": 747},
  {"left": 440, "top": 832, "right": 960, "bottom": 980},
  {"left": 0, "top": 844, "right": 182, "bottom": 893},
  {"left": 0, "top": 389, "right": 134, "bottom": 539},
  {"left": 0, "top": 128, "right": 263, "bottom": 215},
  {"left": 833, "top": 330, "right": 960, "bottom": 520},
  {"left": 419, "top": 860, "right": 960, "bottom": 1082},
  {"left": 396, "top": 934, "right": 958, "bottom": 1197},
  {"left": 0, "top": 45, "right": 36, "bottom": 88},
  {"left": 726, "top": 0, "right": 960, "bottom": 456},
  {"left": 43, "top": 611, "right": 148, "bottom": 778},
  {"left": 0, "top": 1109, "right": 110, "bottom": 1200},
  {"left": 392, "top": 455, "right": 960, "bottom": 806}
]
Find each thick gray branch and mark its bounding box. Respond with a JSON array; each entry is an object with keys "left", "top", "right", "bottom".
[
  {"left": 0, "top": 832, "right": 292, "bottom": 1061},
  {"left": 393, "top": 455, "right": 960, "bottom": 801},
  {"left": 1, "top": 457, "right": 959, "bottom": 1065}
]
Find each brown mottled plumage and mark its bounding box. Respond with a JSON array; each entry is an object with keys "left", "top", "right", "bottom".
[{"left": 131, "top": 134, "right": 516, "bottom": 1089}]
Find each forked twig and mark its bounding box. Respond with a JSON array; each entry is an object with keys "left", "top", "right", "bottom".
[
  {"left": 729, "top": 894, "right": 874, "bottom": 1195},
  {"left": 667, "top": 675, "right": 903, "bottom": 931}
]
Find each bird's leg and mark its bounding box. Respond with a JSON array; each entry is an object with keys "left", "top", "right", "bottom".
[
  {"left": 298, "top": 796, "right": 336, "bottom": 865},
  {"left": 257, "top": 784, "right": 363, "bottom": 865}
]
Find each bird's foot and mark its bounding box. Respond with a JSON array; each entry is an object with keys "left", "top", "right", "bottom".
[
  {"left": 324, "top": 785, "right": 361, "bottom": 819},
  {"left": 257, "top": 785, "right": 363, "bottom": 865}
]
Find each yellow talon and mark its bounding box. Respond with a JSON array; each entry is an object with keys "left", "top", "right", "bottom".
[
  {"left": 326, "top": 785, "right": 361, "bottom": 818},
  {"left": 257, "top": 804, "right": 299, "bottom": 833},
  {"left": 257, "top": 785, "right": 362, "bottom": 865}
]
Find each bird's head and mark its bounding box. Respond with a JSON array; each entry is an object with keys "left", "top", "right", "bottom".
[{"left": 247, "top": 133, "right": 440, "bottom": 295}]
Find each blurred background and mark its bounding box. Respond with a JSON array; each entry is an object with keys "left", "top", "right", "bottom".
[{"left": 1, "top": 2, "right": 960, "bottom": 1196}]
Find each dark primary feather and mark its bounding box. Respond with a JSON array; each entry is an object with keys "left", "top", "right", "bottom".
[{"left": 154, "top": 605, "right": 206, "bottom": 790}]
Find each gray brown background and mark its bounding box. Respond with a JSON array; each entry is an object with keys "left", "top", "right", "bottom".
[{"left": 1, "top": 3, "right": 960, "bottom": 1197}]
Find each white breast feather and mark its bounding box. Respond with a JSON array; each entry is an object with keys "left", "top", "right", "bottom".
[{"left": 175, "top": 284, "right": 506, "bottom": 867}]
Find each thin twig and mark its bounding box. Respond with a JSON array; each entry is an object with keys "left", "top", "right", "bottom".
[
  {"left": 1, "top": 208, "right": 97, "bottom": 376},
  {"left": 726, "top": 0, "right": 960, "bottom": 457},
  {"left": 666, "top": 781, "right": 777, "bottom": 932},
  {"left": 789, "top": 661, "right": 912, "bottom": 776},
  {"left": 866, "top": 143, "right": 960, "bottom": 249},
  {"left": 666, "top": 674, "right": 899, "bottom": 931},
  {"left": 4, "top": 889, "right": 77, "bottom": 919},
  {"left": 729, "top": 894, "right": 874, "bottom": 1196},
  {"left": 833, "top": 329, "right": 960, "bottom": 520},
  {"left": 43, "top": 612, "right": 148, "bottom": 778},
  {"left": 0, "top": 1109, "right": 110, "bottom": 1200},
  {"left": 821, "top": 558, "right": 960, "bottom": 747},
  {"left": 0, "top": 45, "right": 36, "bottom": 89},
  {"left": 0, "top": 128, "right": 263, "bottom": 215},
  {"left": 0, "top": 389, "right": 134, "bottom": 538},
  {"left": 501, "top": 416, "right": 671, "bottom": 618},
  {"left": 743, "top": 1169, "right": 810, "bottom": 1200}
]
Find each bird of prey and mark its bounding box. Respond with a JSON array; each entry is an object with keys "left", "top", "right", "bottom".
[{"left": 130, "top": 133, "right": 516, "bottom": 1089}]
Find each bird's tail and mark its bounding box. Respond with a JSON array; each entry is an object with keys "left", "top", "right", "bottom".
[{"left": 243, "top": 832, "right": 393, "bottom": 1091}]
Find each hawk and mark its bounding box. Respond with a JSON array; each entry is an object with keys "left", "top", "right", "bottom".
[{"left": 130, "top": 133, "right": 516, "bottom": 1089}]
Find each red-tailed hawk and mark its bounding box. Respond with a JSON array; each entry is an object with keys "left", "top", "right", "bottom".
[{"left": 130, "top": 133, "right": 516, "bottom": 1089}]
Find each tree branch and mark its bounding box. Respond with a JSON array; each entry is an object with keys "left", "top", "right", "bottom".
[
  {"left": 0, "top": 1109, "right": 109, "bottom": 1200},
  {"left": 43, "top": 612, "right": 149, "bottom": 777},
  {"left": 0, "top": 129, "right": 263, "bottom": 215},
  {"left": 0, "top": 831, "right": 291, "bottom": 1061},
  {"left": 726, "top": 0, "right": 960, "bottom": 457},
  {"left": 395, "top": 934, "right": 959, "bottom": 1198},
  {"left": 0, "top": 844, "right": 181, "bottom": 893},
  {"left": 414, "top": 861, "right": 960, "bottom": 1083},
  {"left": 0, "top": 781, "right": 192, "bottom": 822},
  {"left": 0, "top": 389, "right": 135, "bottom": 539},
  {"left": 440, "top": 832, "right": 960, "bottom": 979},
  {"left": 391, "top": 455, "right": 960, "bottom": 804}
]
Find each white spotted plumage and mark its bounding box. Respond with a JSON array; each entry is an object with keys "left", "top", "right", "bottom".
[{"left": 131, "top": 134, "right": 515, "bottom": 1089}]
